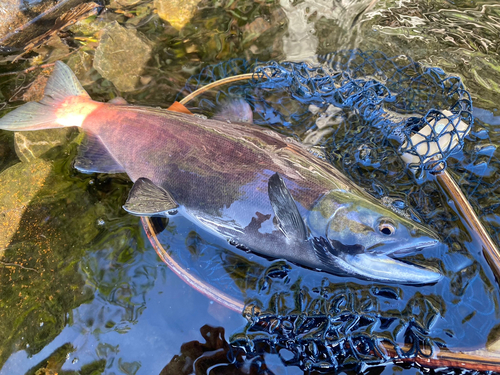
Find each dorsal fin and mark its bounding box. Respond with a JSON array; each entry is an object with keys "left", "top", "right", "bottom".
[
  {"left": 74, "top": 133, "right": 125, "bottom": 174},
  {"left": 123, "top": 178, "right": 178, "bottom": 216},
  {"left": 268, "top": 173, "right": 307, "bottom": 241},
  {"left": 109, "top": 97, "right": 128, "bottom": 105},
  {"left": 167, "top": 101, "right": 193, "bottom": 115},
  {"left": 213, "top": 99, "right": 253, "bottom": 123}
]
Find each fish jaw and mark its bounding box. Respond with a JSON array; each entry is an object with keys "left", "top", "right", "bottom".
[{"left": 341, "top": 253, "right": 442, "bottom": 284}]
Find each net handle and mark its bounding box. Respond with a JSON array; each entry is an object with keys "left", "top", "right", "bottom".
[{"left": 435, "top": 170, "right": 500, "bottom": 279}]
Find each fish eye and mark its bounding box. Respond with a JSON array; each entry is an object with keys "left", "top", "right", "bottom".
[{"left": 378, "top": 219, "right": 396, "bottom": 236}]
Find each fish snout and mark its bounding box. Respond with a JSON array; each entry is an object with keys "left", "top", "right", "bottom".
[
  {"left": 410, "top": 223, "right": 440, "bottom": 247},
  {"left": 389, "top": 223, "right": 440, "bottom": 257}
]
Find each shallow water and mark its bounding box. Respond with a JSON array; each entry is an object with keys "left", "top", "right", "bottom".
[{"left": 1, "top": 0, "right": 500, "bottom": 374}]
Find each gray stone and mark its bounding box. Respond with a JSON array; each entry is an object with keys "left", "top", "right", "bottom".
[
  {"left": 14, "top": 129, "right": 73, "bottom": 163},
  {"left": 93, "top": 21, "right": 152, "bottom": 92},
  {"left": 67, "top": 50, "right": 95, "bottom": 86}
]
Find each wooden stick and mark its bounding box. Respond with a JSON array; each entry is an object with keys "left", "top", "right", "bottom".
[
  {"left": 141, "top": 217, "right": 244, "bottom": 313},
  {"left": 436, "top": 169, "right": 500, "bottom": 281},
  {"left": 382, "top": 343, "right": 500, "bottom": 372},
  {"left": 180, "top": 73, "right": 262, "bottom": 104}
]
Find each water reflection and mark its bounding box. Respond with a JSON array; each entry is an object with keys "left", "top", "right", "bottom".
[{"left": 280, "top": 0, "right": 378, "bottom": 61}]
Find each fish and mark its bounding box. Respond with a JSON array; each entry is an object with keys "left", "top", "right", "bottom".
[{"left": 0, "top": 61, "right": 442, "bottom": 284}]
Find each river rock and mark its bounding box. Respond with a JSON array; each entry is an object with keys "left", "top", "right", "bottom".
[
  {"left": 0, "top": 159, "right": 52, "bottom": 254},
  {"left": 154, "top": 0, "right": 201, "bottom": 30},
  {"left": 93, "top": 21, "right": 152, "bottom": 92},
  {"left": 67, "top": 50, "right": 95, "bottom": 86},
  {"left": 109, "top": 0, "right": 142, "bottom": 7},
  {"left": 14, "top": 130, "right": 73, "bottom": 163},
  {"left": 0, "top": 0, "right": 28, "bottom": 41}
]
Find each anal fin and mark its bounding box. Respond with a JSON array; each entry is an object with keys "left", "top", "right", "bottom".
[
  {"left": 123, "top": 178, "right": 179, "bottom": 216},
  {"left": 75, "top": 133, "right": 125, "bottom": 174},
  {"left": 268, "top": 173, "right": 307, "bottom": 241}
]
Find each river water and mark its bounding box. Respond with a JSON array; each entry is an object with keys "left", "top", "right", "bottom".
[{"left": 1, "top": 0, "right": 500, "bottom": 374}]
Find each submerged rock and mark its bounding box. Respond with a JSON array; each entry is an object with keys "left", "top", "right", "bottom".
[
  {"left": 154, "top": 0, "right": 201, "bottom": 30},
  {"left": 0, "top": 114, "right": 74, "bottom": 254},
  {"left": 0, "top": 0, "right": 28, "bottom": 42},
  {"left": 33, "top": 35, "right": 70, "bottom": 63},
  {"left": 14, "top": 130, "right": 73, "bottom": 163},
  {"left": 93, "top": 21, "right": 152, "bottom": 92},
  {"left": 0, "top": 159, "right": 52, "bottom": 254},
  {"left": 109, "top": 0, "right": 142, "bottom": 7},
  {"left": 67, "top": 50, "right": 95, "bottom": 86}
]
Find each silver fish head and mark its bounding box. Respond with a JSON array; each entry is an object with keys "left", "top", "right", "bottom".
[{"left": 308, "top": 190, "right": 441, "bottom": 284}]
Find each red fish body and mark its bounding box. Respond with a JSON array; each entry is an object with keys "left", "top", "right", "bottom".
[{"left": 0, "top": 61, "right": 442, "bottom": 284}]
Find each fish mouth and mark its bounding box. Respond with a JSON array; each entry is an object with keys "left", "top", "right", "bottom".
[
  {"left": 342, "top": 252, "right": 442, "bottom": 285},
  {"left": 391, "top": 238, "right": 440, "bottom": 257},
  {"left": 366, "top": 237, "right": 439, "bottom": 257},
  {"left": 339, "top": 233, "right": 442, "bottom": 284},
  {"left": 315, "top": 236, "right": 442, "bottom": 284}
]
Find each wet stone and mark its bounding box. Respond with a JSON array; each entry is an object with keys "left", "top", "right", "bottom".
[
  {"left": 69, "top": 12, "right": 108, "bottom": 36},
  {"left": 93, "top": 21, "right": 152, "bottom": 92},
  {"left": 0, "top": 159, "right": 52, "bottom": 255},
  {"left": 14, "top": 129, "right": 73, "bottom": 163},
  {"left": 154, "top": 0, "right": 201, "bottom": 30},
  {"left": 33, "top": 36, "right": 70, "bottom": 63},
  {"left": 67, "top": 50, "right": 95, "bottom": 86},
  {"left": 109, "top": 0, "right": 142, "bottom": 7}
]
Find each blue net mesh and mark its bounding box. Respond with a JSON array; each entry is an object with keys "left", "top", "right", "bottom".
[
  {"left": 179, "top": 50, "right": 473, "bottom": 177},
  {"left": 176, "top": 50, "right": 494, "bottom": 373}
]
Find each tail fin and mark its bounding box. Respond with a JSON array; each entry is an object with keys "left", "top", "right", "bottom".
[{"left": 0, "top": 61, "right": 94, "bottom": 131}]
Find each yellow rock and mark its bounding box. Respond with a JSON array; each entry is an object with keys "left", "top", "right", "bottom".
[
  {"left": 154, "top": 0, "right": 201, "bottom": 30},
  {"left": 0, "top": 159, "right": 52, "bottom": 256}
]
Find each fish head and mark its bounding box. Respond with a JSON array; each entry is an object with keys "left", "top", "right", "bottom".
[
  {"left": 308, "top": 190, "right": 441, "bottom": 284},
  {"left": 309, "top": 190, "right": 439, "bottom": 255}
]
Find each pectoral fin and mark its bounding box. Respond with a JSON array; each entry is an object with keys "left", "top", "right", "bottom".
[
  {"left": 344, "top": 253, "right": 441, "bottom": 285},
  {"left": 123, "top": 178, "right": 178, "bottom": 216},
  {"left": 268, "top": 173, "right": 307, "bottom": 241}
]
